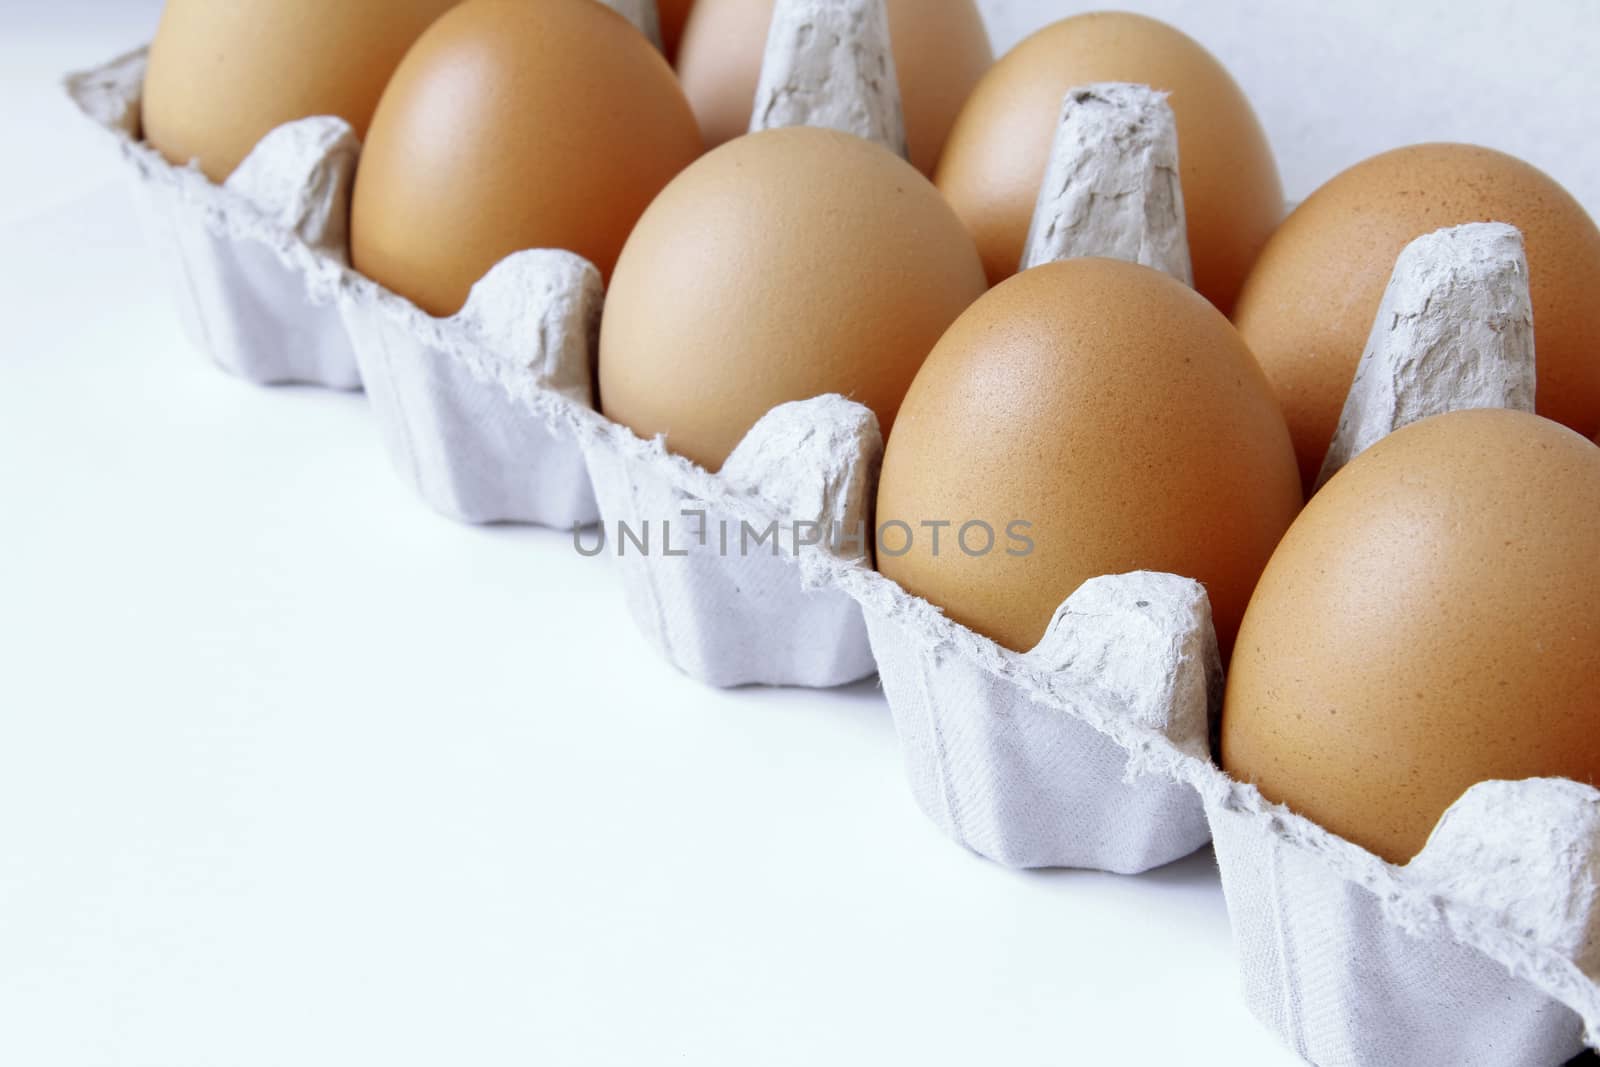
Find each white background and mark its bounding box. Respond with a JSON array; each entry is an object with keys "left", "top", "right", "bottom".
[{"left": 1, "top": 3, "right": 1593, "bottom": 1066}]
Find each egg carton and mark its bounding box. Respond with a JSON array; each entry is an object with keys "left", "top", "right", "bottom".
[
  {"left": 64, "top": 0, "right": 908, "bottom": 687},
  {"left": 61, "top": 0, "right": 676, "bottom": 527},
  {"left": 65, "top": 48, "right": 602, "bottom": 529},
  {"left": 807, "top": 58, "right": 1594, "bottom": 1055},
  {"left": 846, "top": 565, "right": 1220, "bottom": 872},
  {"left": 65, "top": 13, "right": 1600, "bottom": 1065},
  {"left": 561, "top": 7, "right": 1202, "bottom": 699},
  {"left": 65, "top": 49, "right": 361, "bottom": 391},
  {"left": 573, "top": 394, "right": 881, "bottom": 688},
  {"left": 550, "top": 0, "right": 911, "bottom": 687},
  {"left": 1185, "top": 222, "right": 1600, "bottom": 1066},
  {"left": 847, "top": 212, "right": 1600, "bottom": 1065},
  {"left": 1196, "top": 770, "right": 1600, "bottom": 1066},
  {"left": 69, "top": 36, "right": 880, "bottom": 680},
  {"left": 826, "top": 80, "right": 1216, "bottom": 873}
]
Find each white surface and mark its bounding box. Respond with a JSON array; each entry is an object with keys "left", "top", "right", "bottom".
[{"left": 0, "top": 2, "right": 1593, "bottom": 1065}]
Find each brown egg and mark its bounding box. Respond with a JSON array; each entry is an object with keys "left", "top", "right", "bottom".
[
  {"left": 659, "top": 0, "right": 693, "bottom": 60},
  {"left": 1222, "top": 409, "right": 1600, "bottom": 864},
  {"left": 142, "top": 0, "right": 459, "bottom": 183},
  {"left": 350, "top": 0, "right": 702, "bottom": 316},
  {"left": 876, "top": 258, "right": 1303, "bottom": 654},
  {"left": 674, "top": 0, "right": 992, "bottom": 176},
  {"left": 599, "top": 126, "right": 987, "bottom": 471},
  {"left": 935, "top": 12, "right": 1282, "bottom": 311},
  {"left": 1234, "top": 144, "right": 1600, "bottom": 490}
]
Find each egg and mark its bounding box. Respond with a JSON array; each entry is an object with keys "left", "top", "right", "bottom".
[
  {"left": 674, "top": 0, "right": 992, "bottom": 176},
  {"left": 350, "top": 0, "right": 702, "bottom": 316},
  {"left": 1222, "top": 409, "right": 1600, "bottom": 864},
  {"left": 599, "top": 126, "right": 987, "bottom": 472},
  {"left": 935, "top": 12, "right": 1282, "bottom": 312},
  {"left": 1234, "top": 144, "right": 1600, "bottom": 490},
  {"left": 876, "top": 258, "right": 1302, "bottom": 654},
  {"left": 142, "top": 0, "right": 460, "bottom": 183}
]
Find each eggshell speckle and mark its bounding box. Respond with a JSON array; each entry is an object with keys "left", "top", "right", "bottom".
[
  {"left": 1222, "top": 409, "right": 1600, "bottom": 864},
  {"left": 935, "top": 12, "right": 1282, "bottom": 310},
  {"left": 1234, "top": 143, "right": 1600, "bottom": 489},
  {"left": 599, "top": 126, "right": 987, "bottom": 472},
  {"left": 142, "top": 0, "right": 460, "bottom": 182},
  {"left": 674, "top": 0, "right": 992, "bottom": 176},
  {"left": 350, "top": 0, "right": 702, "bottom": 316},
  {"left": 876, "top": 258, "right": 1303, "bottom": 654}
]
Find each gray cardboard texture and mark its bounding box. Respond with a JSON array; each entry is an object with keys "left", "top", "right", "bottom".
[
  {"left": 65, "top": 50, "right": 360, "bottom": 389},
  {"left": 1021, "top": 83, "right": 1192, "bottom": 281},
  {"left": 750, "top": 0, "right": 908, "bottom": 157},
  {"left": 1316, "top": 221, "right": 1537, "bottom": 488},
  {"left": 859, "top": 570, "right": 1218, "bottom": 872},
  {"left": 577, "top": 396, "right": 881, "bottom": 689},
  {"left": 338, "top": 250, "right": 602, "bottom": 528},
  {"left": 1201, "top": 773, "right": 1596, "bottom": 1067}
]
